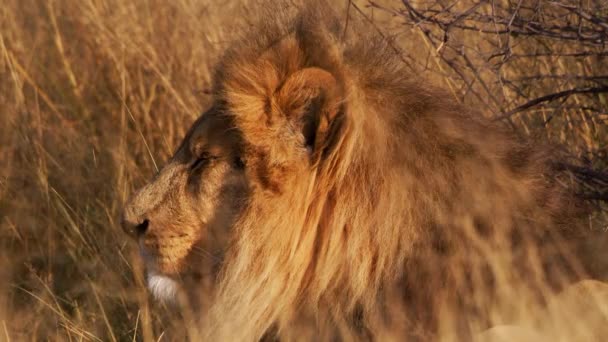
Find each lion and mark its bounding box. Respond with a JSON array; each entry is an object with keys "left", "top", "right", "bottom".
[{"left": 121, "top": 2, "right": 606, "bottom": 341}]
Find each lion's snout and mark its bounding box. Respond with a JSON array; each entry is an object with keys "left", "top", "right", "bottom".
[
  {"left": 121, "top": 186, "right": 153, "bottom": 240},
  {"left": 121, "top": 192, "right": 152, "bottom": 239},
  {"left": 120, "top": 162, "right": 205, "bottom": 275},
  {"left": 121, "top": 163, "right": 182, "bottom": 240}
]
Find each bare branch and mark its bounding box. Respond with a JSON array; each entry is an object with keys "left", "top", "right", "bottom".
[{"left": 495, "top": 86, "right": 608, "bottom": 120}]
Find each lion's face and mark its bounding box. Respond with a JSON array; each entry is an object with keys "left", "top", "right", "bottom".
[
  {"left": 122, "top": 111, "right": 254, "bottom": 300},
  {"left": 121, "top": 40, "right": 341, "bottom": 301}
]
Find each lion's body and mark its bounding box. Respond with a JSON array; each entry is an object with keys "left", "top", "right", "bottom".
[{"left": 122, "top": 3, "right": 594, "bottom": 341}]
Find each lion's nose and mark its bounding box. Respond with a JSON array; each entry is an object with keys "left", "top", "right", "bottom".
[{"left": 122, "top": 208, "right": 150, "bottom": 239}]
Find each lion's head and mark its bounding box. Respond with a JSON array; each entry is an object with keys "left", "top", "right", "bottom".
[{"left": 122, "top": 3, "right": 596, "bottom": 340}]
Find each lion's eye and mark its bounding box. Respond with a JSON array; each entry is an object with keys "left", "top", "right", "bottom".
[{"left": 191, "top": 153, "right": 213, "bottom": 170}]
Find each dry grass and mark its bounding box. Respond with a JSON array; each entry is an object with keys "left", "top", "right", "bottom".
[{"left": 0, "top": 0, "right": 606, "bottom": 340}]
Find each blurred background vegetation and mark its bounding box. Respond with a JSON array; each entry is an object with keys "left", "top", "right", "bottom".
[{"left": 0, "top": 0, "right": 606, "bottom": 340}]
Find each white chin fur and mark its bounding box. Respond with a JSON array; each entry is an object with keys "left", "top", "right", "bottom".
[{"left": 147, "top": 271, "right": 179, "bottom": 302}]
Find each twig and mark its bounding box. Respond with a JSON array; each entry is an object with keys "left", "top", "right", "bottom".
[{"left": 494, "top": 86, "right": 608, "bottom": 120}]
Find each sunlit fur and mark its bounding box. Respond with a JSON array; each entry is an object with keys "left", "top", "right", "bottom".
[{"left": 122, "top": 2, "right": 604, "bottom": 341}]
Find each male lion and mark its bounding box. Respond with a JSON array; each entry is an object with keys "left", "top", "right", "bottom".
[{"left": 122, "top": 3, "right": 605, "bottom": 341}]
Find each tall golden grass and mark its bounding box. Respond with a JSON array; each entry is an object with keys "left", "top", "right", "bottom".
[{"left": 0, "top": 0, "right": 606, "bottom": 340}]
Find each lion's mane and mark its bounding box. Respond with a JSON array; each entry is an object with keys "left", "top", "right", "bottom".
[{"left": 195, "top": 3, "right": 589, "bottom": 341}]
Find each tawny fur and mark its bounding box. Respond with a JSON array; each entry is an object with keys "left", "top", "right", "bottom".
[{"left": 123, "top": 2, "right": 595, "bottom": 341}]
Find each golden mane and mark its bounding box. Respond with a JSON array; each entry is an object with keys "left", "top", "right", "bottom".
[{"left": 188, "top": 3, "right": 591, "bottom": 340}]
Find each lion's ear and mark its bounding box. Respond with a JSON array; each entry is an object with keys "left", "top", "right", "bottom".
[{"left": 275, "top": 67, "right": 344, "bottom": 158}]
